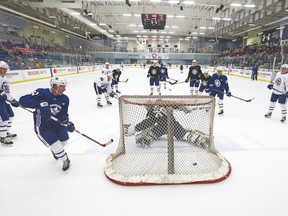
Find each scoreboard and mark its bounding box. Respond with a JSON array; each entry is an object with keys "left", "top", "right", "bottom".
[{"left": 141, "top": 14, "right": 166, "bottom": 30}]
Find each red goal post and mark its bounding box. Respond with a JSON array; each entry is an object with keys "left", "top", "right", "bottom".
[{"left": 105, "top": 95, "right": 231, "bottom": 185}]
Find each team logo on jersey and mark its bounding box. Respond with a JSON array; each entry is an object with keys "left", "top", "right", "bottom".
[
  {"left": 1, "top": 82, "right": 10, "bottom": 93},
  {"left": 161, "top": 69, "right": 165, "bottom": 73},
  {"left": 214, "top": 79, "right": 221, "bottom": 87},
  {"left": 50, "top": 104, "right": 62, "bottom": 115},
  {"left": 152, "top": 69, "right": 157, "bottom": 75},
  {"left": 275, "top": 77, "right": 282, "bottom": 86},
  {"left": 202, "top": 81, "right": 208, "bottom": 86},
  {"left": 192, "top": 69, "right": 198, "bottom": 75}
]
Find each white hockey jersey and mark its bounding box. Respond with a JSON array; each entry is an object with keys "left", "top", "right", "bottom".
[
  {"left": 0, "top": 76, "right": 14, "bottom": 101},
  {"left": 272, "top": 72, "right": 288, "bottom": 95},
  {"left": 94, "top": 73, "right": 112, "bottom": 93},
  {"left": 102, "top": 68, "right": 112, "bottom": 76}
]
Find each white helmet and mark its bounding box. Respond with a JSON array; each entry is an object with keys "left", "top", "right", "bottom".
[
  {"left": 105, "top": 62, "right": 110, "bottom": 65},
  {"left": 50, "top": 76, "right": 67, "bottom": 88},
  {"left": 280, "top": 64, "right": 288, "bottom": 69},
  {"left": 192, "top": 60, "right": 197, "bottom": 63},
  {"left": 216, "top": 66, "right": 223, "bottom": 72},
  {"left": 0, "top": 61, "right": 9, "bottom": 69}
]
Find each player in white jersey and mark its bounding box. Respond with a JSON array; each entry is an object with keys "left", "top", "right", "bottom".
[
  {"left": 93, "top": 72, "right": 115, "bottom": 108},
  {"left": 265, "top": 64, "right": 288, "bottom": 122},
  {"left": 102, "top": 62, "right": 112, "bottom": 75},
  {"left": 0, "top": 61, "right": 19, "bottom": 145}
]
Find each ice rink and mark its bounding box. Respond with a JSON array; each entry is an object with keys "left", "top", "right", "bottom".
[{"left": 1, "top": 67, "right": 288, "bottom": 216}]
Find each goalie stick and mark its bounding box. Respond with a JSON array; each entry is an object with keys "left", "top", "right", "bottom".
[
  {"left": 50, "top": 116, "right": 113, "bottom": 147},
  {"left": 118, "top": 79, "right": 128, "bottom": 83},
  {"left": 215, "top": 89, "right": 255, "bottom": 102}
]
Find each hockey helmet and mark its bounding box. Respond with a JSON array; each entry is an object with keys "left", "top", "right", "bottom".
[
  {"left": 216, "top": 66, "right": 223, "bottom": 72},
  {"left": 50, "top": 76, "right": 67, "bottom": 88},
  {"left": 192, "top": 60, "right": 197, "bottom": 63},
  {"left": 280, "top": 64, "right": 288, "bottom": 69},
  {"left": 0, "top": 61, "right": 9, "bottom": 69},
  {"left": 105, "top": 62, "right": 110, "bottom": 65},
  {"left": 203, "top": 70, "right": 209, "bottom": 74}
]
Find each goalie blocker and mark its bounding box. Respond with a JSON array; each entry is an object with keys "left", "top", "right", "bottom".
[{"left": 104, "top": 95, "right": 231, "bottom": 185}]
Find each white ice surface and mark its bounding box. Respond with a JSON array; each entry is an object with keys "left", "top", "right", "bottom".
[{"left": 1, "top": 68, "right": 288, "bottom": 216}]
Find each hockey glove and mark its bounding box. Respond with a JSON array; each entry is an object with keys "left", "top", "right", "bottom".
[
  {"left": 267, "top": 83, "right": 273, "bottom": 90},
  {"left": 10, "top": 99, "right": 20, "bottom": 107},
  {"left": 185, "top": 79, "right": 189, "bottom": 83},
  {"left": 205, "top": 88, "right": 210, "bottom": 93},
  {"left": 226, "top": 91, "right": 232, "bottom": 97},
  {"left": 124, "top": 124, "right": 135, "bottom": 136},
  {"left": 285, "top": 91, "right": 288, "bottom": 98},
  {"left": 0, "top": 91, "right": 7, "bottom": 102},
  {"left": 147, "top": 74, "right": 150, "bottom": 78},
  {"left": 65, "top": 121, "right": 75, "bottom": 132},
  {"left": 39, "top": 101, "right": 51, "bottom": 121}
]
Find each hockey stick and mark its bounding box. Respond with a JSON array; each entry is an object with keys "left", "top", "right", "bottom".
[
  {"left": 169, "top": 80, "right": 186, "bottom": 85},
  {"left": 50, "top": 116, "right": 113, "bottom": 147},
  {"left": 272, "top": 87, "right": 286, "bottom": 95},
  {"left": 118, "top": 79, "right": 128, "bottom": 83},
  {"left": 215, "top": 89, "right": 255, "bottom": 102},
  {"left": 167, "top": 80, "right": 178, "bottom": 85},
  {"left": 168, "top": 77, "right": 178, "bottom": 81},
  {"left": 7, "top": 100, "right": 34, "bottom": 113}
]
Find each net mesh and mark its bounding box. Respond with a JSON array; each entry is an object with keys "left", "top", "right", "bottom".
[{"left": 105, "top": 95, "right": 231, "bottom": 185}]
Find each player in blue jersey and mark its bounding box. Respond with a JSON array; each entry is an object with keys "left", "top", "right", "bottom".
[
  {"left": 264, "top": 64, "right": 288, "bottom": 122},
  {"left": 0, "top": 61, "right": 19, "bottom": 146},
  {"left": 209, "top": 67, "right": 231, "bottom": 115},
  {"left": 160, "top": 63, "right": 169, "bottom": 90},
  {"left": 198, "top": 70, "right": 211, "bottom": 95},
  {"left": 185, "top": 60, "right": 203, "bottom": 95},
  {"left": 111, "top": 67, "right": 122, "bottom": 94},
  {"left": 147, "top": 61, "right": 161, "bottom": 95},
  {"left": 180, "top": 64, "right": 184, "bottom": 73},
  {"left": 19, "top": 76, "right": 74, "bottom": 171}
]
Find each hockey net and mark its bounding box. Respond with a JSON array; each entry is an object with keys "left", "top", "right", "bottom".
[{"left": 105, "top": 95, "right": 231, "bottom": 185}]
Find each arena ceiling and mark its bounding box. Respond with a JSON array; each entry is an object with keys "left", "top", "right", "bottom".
[{"left": 1, "top": 0, "right": 288, "bottom": 42}]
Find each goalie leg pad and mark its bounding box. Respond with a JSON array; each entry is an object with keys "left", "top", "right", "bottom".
[
  {"left": 135, "top": 128, "right": 157, "bottom": 148},
  {"left": 185, "top": 130, "right": 209, "bottom": 148}
]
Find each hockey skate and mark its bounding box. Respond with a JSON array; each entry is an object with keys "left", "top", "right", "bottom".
[
  {"left": 7, "top": 132, "right": 17, "bottom": 139},
  {"left": 97, "top": 103, "right": 103, "bottom": 108},
  {"left": 0, "top": 137, "right": 13, "bottom": 146},
  {"left": 107, "top": 100, "right": 112, "bottom": 105},
  {"left": 135, "top": 128, "right": 157, "bottom": 148},
  {"left": 218, "top": 110, "right": 224, "bottom": 115},
  {"left": 116, "top": 90, "right": 121, "bottom": 94},
  {"left": 281, "top": 116, "right": 286, "bottom": 123},
  {"left": 149, "top": 92, "right": 153, "bottom": 96},
  {"left": 185, "top": 130, "right": 208, "bottom": 149},
  {"left": 62, "top": 154, "right": 71, "bottom": 171},
  {"left": 264, "top": 112, "right": 272, "bottom": 118},
  {"left": 158, "top": 92, "right": 161, "bottom": 95}
]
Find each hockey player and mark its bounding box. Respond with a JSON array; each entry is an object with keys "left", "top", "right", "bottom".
[
  {"left": 94, "top": 71, "right": 115, "bottom": 108},
  {"left": 185, "top": 60, "right": 203, "bottom": 95},
  {"left": 160, "top": 63, "right": 169, "bottom": 90},
  {"left": 19, "top": 77, "right": 74, "bottom": 171},
  {"left": 124, "top": 100, "right": 208, "bottom": 148},
  {"left": 265, "top": 64, "right": 288, "bottom": 122},
  {"left": 111, "top": 66, "right": 122, "bottom": 94},
  {"left": 102, "top": 62, "right": 112, "bottom": 75},
  {"left": 209, "top": 67, "right": 231, "bottom": 115},
  {"left": 0, "top": 61, "right": 19, "bottom": 146},
  {"left": 147, "top": 61, "right": 161, "bottom": 95},
  {"left": 198, "top": 70, "right": 211, "bottom": 95},
  {"left": 180, "top": 64, "right": 184, "bottom": 73}
]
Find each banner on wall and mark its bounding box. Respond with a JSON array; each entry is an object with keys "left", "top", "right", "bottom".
[{"left": 261, "top": 29, "right": 279, "bottom": 45}]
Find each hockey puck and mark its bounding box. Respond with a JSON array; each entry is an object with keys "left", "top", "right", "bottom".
[{"left": 193, "top": 162, "right": 197, "bottom": 166}]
